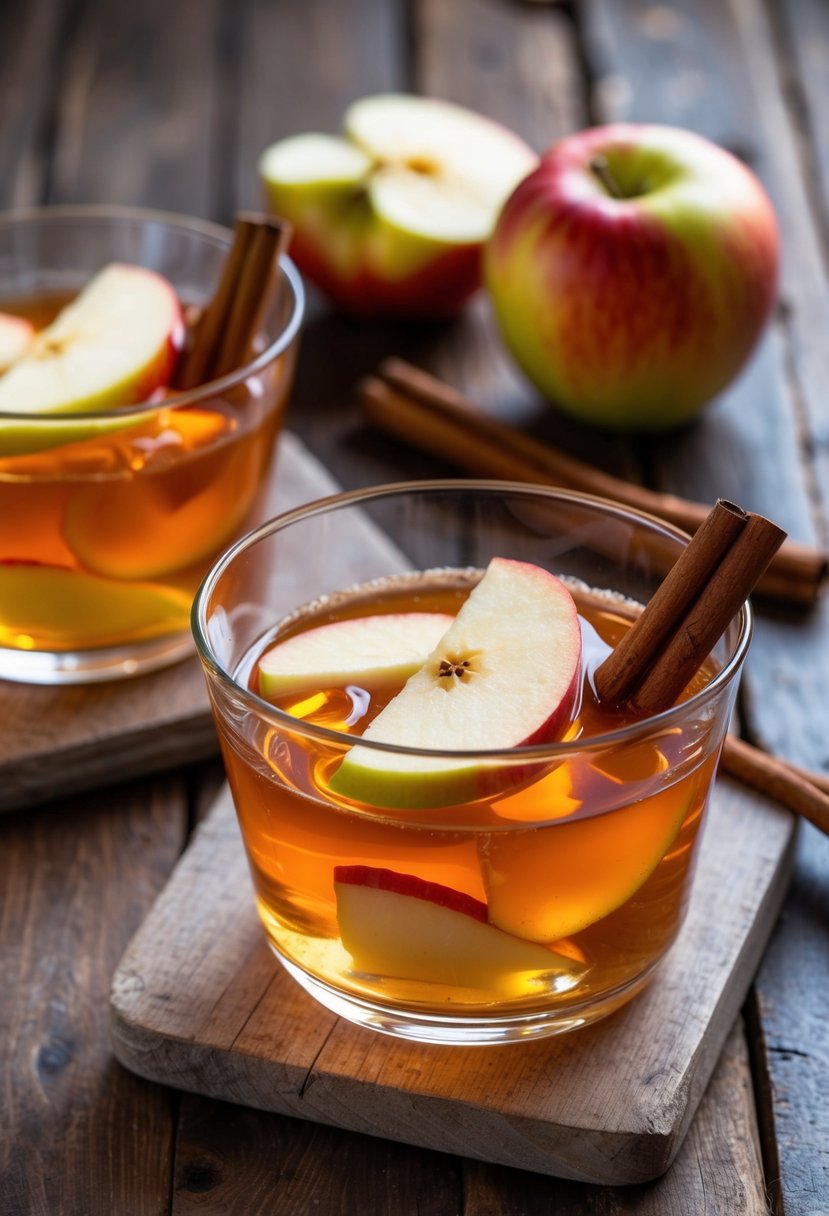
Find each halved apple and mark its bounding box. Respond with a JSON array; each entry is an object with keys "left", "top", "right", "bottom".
[
  {"left": 328, "top": 557, "right": 582, "bottom": 809},
  {"left": 0, "top": 313, "right": 34, "bottom": 372},
  {"left": 334, "top": 865, "right": 581, "bottom": 995},
  {"left": 0, "top": 263, "right": 182, "bottom": 418},
  {"left": 0, "top": 562, "right": 191, "bottom": 648},
  {"left": 258, "top": 611, "right": 454, "bottom": 699},
  {"left": 259, "top": 93, "right": 537, "bottom": 316}
]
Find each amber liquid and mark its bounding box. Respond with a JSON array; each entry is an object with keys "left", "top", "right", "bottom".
[
  {"left": 217, "top": 571, "right": 722, "bottom": 1023},
  {"left": 0, "top": 291, "right": 291, "bottom": 652}
]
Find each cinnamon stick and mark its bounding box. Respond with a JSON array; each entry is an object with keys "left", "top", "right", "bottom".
[
  {"left": 359, "top": 359, "right": 827, "bottom": 607},
  {"left": 593, "top": 499, "right": 750, "bottom": 706},
  {"left": 722, "top": 736, "right": 829, "bottom": 837},
  {"left": 174, "top": 212, "right": 291, "bottom": 390},
  {"left": 622, "top": 511, "right": 786, "bottom": 714}
]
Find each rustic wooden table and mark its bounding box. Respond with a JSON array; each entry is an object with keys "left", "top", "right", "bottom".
[{"left": 2, "top": 1, "right": 828, "bottom": 1212}]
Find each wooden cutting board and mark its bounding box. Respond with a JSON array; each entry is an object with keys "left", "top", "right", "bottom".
[
  {"left": 0, "top": 433, "right": 342, "bottom": 812},
  {"left": 111, "top": 779, "right": 796, "bottom": 1185}
]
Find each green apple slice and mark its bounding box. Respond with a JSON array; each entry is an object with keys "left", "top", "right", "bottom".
[
  {"left": 0, "top": 312, "right": 34, "bottom": 372},
  {"left": 0, "top": 410, "right": 156, "bottom": 459},
  {"left": 334, "top": 865, "right": 582, "bottom": 996},
  {"left": 258, "top": 611, "right": 454, "bottom": 699},
  {"left": 259, "top": 132, "right": 372, "bottom": 192},
  {"left": 327, "top": 557, "right": 582, "bottom": 810},
  {"left": 0, "top": 564, "right": 191, "bottom": 648}
]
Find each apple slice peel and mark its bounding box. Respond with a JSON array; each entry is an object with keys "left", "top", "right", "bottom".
[
  {"left": 334, "top": 865, "right": 582, "bottom": 995},
  {"left": 328, "top": 557, "right": 582, "bottom": 809}
]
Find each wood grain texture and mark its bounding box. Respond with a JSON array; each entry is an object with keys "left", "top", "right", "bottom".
[
  {"left": 0, "top": 433, "right": 341, "bottom": 813},
  {"left": 110, "top": 777, "right": 795, "bottom": 1186},
  {"left": 45, "top": 0, "right": 220, "bottom": 211},
  {"left": 580, "top": 2, "right": 829, "bottom": 1211},
  {"left": 0, "top": 0, "right": 67, "bottom": 208},
  {"left": 170, "top": 1094, "right": 462, "bottom": 1214},
  {"left": 461, "top": 1021, "right": 771, "bottom": 1215},
  {"left": 163, "top": 1022, "right": 771, "bottom": 1214},
  {"left": 0, "top": 778, "right": 186, "bottom": 1215}
]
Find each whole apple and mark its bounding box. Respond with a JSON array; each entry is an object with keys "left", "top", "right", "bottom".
[
  {"left": 259, "top": 94, "right": 537, "bottom": 318},
  {"left": 485, "top": 124, "right": 779, "bottom": 430}
]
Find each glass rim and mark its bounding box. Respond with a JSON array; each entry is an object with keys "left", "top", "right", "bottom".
[
  {"left": 0, "top": 203, "right": 305, "bottom": 422},
  {"left": 192, "top": 479, "right": 754, "bottom": 760}
]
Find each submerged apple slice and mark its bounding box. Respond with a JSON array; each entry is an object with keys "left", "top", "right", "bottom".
[
  {"left": 0, "top": 313, "right": 34, "bottom": 372},
  {"left": 258, "top": 611, "right": 454, "bottom": 699},
  {"left": 481, "top": 754, "right": 700, "bottom": 942},
  {"left": 259, "top": 93, "right": 537, "bottom": 316},
  {"left": 328, "top": 558, "right": 582, "bottom": 809},
  {"left": 334, "top": 865, "right": 581, "bottom": 995},
  {"left": 0, "top": 563, "right": 192, "bottom": 648},
  {"left": 0, "top": 263, "right": 182, "bottom": 417}
]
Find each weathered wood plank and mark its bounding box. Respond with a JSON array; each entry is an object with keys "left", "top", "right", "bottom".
[
  {"left": 0, "top": 780, "right": 185, "bottom": 1215},
  {"left": 0, "top": 0, "right": 66, "bottom": 207},
  {"left": 462, "top": 1021, "right": 770, "bottom": 1215},
  {"left": 45, "top": 0, "right": 220, "bottom": 212},
  {"left": 580, "top": 2, "right": 829, "bottom": 1212},
  {"left": 171, "top": 1095, "right": 461, "bottom": 1214},
  {"left": 776, "top": 0, "right": 829, "bottom": 260},
  {"left": 234, "top": 0, "right": 405, "bottom": 212}
]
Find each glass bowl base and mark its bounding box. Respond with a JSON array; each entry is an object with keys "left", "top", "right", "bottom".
[
  {"left": 276, "top": 952, "right": 661, "bottom": 1047},
  {"left": 0, "top": 632, "right": 196, "bottom": 685}
]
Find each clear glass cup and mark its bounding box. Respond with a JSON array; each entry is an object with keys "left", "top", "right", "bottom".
[
  {"left": 193, "top": 482, "right": 751, "bottom": 1045},
  {"left": 0, "top": 205, "right": 304, "bottom": 683}
]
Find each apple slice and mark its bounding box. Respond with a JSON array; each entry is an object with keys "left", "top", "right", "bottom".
[
  {"left": 328, "top": 557, "right": 582, "bottom": 809},
  {"left": 258, "top": 611, "right": 455, "bottom": 699},
  {"left": 259, "top": 93, "right": 537, "bottom": 316},
  {"left": 334, "top": 865, "right": 581, "bottom": 995},
  {"left": 0, "top": 562, "right": 191, "bottom": 648},
  {"left": 480, "top": 753, "right": 700, "bottom": 942},
  {"left": 0, "top": 263, "right": 182, "bottom": 417},
  {"left": 0, "top": 313, "right": 34, "bottom": 372}
]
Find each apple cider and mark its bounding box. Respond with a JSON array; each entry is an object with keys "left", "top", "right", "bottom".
[
  {"left": 214, "top": 568, "right": 723, "bottom": 1033},
  {"left": 0, "top": 288, "right": 297, "bottom": 666},
  {"left": 195, "top": 482, "right": 750, "bottom": 1043}
]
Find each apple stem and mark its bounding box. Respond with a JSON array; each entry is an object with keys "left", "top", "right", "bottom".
[{"left": 589, "top": 155, "right": 623, "bottom": 199}]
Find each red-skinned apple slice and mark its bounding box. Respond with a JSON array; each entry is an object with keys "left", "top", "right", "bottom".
[
  {"left": 258, "top": 611, "right": 454, "bottom": 699},
  {"left": 0, "top": 263, "right": 182, "bottom": 417},
  {"left": 334, "top": 865, "right": 581, "bottom": 994},
  {"left": 0, "top": 313, "right": 34, "bottom": 372},
  {"left": 328, "top": 558, "right": 582, "bottom": 809}
]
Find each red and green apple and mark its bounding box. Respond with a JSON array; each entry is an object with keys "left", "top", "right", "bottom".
[
  {"left": 485, "top": 123, "right": 779, "bottom": 430},
  {"left": 259, "top": 93, "right": 537, "bottom": 317}
]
